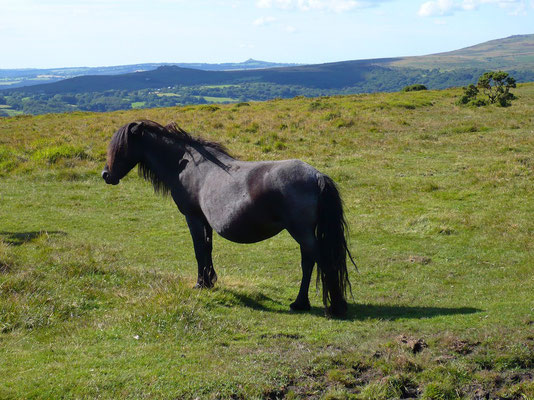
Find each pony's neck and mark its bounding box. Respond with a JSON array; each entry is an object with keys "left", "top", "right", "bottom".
[{"left": 138, "top": 132, "right": 232, "bottom": 195}]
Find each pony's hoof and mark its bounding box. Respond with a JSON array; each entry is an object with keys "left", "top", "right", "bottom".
[
  {"left": 193, "top": 282, "right": 214, "bottom": 289},
  {"left": 210, "top": 272, "right": 218, "bottom": 286},
  {"left": 325, "top": 302, "right": 348, "bottom": 319},
  {"left": 289, "top": 300, "right": 311, "bottom": 312}
]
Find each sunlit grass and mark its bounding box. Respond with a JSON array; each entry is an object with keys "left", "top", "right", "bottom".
[{"left": 0, "top": 84, "right": 533, "bottom": 398}]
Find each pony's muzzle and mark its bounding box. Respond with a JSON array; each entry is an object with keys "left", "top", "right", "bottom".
[{"left": 101, "top": 170, "right": 119, "bottom": 185}]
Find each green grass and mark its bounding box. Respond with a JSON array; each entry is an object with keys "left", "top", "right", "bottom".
[
  {"left": 202, "top": 96, "right": 238, "bottom": 103},
  {"left": 155, "top": 92, "right": 180, "bottom": 97},
  {"left": 0, "top": 79, "right": 23, "bottom": 86},
  {"left": 131, "top": 101, "right": 146, "bottom": 109},
  {"left": 1, "top": 84, "right": 533, "bottom": 399},
  {"left": 152, "top": 92, "right": 238, "bottom": 103},
  {"left": 0, "top": 106, "right": 23, "bottom": 117}
]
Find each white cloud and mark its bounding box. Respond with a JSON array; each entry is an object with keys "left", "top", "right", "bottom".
[
  {"left": 285, "top": 25, "right": 298, "bottom": 33},
  {"left": 255, "top": 0, "right": 383, "bottom": 12},
  {"left": 418, "top": 0, "right": 456, "bottom": 16},
  {"left": 253, "top": 15, "right": 277, "bottom": 25},
  {"left": 257, "top": 0, "right": 293, "bottom": 8},
  {"left": 418, "top": 0, "right": 531, "bottom": 16}
]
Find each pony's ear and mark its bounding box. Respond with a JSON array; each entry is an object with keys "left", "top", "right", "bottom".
[{"left": 129, "top": 122, "right": 144, "bottom": 136}]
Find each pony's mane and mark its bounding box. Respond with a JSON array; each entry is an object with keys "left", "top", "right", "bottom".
[
  {"left": 162, "top": 121, "right": 232, "bottom": 158},
  {"left": 110, "top": 120, "right": 232, "bottom": 196}
]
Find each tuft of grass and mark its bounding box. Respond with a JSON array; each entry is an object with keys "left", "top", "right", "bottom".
[
  {"left": 323, "top": 111, "right": 341, "bottom": 120},
  {"left": 0, "top": 146, "right": 18, "bottom": 174},
  {"left": 422, "top": 381, "right": 458, "bottom": 400},
  {"left": 244, "top": 122, "right": 260, "bottom": 133},
  {"left": 32, "top": 145, "right": 89, "bottom": 164}
]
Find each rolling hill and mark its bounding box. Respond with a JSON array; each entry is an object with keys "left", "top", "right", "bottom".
[
  {"left": 391, "top": 34, "right": 534, "bottom": 70},
  {"left": 0, "top": 59, "right": 300, "bottom": 89},
  {"left": 5, "top": 60, "right": 397, "bottom": 94}
]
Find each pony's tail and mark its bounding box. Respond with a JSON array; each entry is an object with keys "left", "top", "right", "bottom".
[{"left": 316, "top": 174, "right": 356, "bottom": 318}]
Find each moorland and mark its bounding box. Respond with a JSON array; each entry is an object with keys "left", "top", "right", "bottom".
[{"left": 0, "top": 84, "right": 533, "bottom": 398}]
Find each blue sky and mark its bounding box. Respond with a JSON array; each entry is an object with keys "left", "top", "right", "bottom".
[{"left": 1, "top": 0, "right": 533, "bottom": 68}]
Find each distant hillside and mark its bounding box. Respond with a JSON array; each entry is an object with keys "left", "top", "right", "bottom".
[
  {"left": 7, "top": 59, "right": 404, "bottom": 94},
  {"left": 1, "top": 34, "right": 533, "bottom": 116},
  {"left": 390, "top": 34, "right": 534, "bottom": 70},
  {"left": 0, "top": 59, "right": 300, "bottom": 89}
]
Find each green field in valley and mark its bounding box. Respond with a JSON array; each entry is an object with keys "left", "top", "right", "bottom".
[{"left": 0, "top": 85, "right": 533, "bottom": 399}]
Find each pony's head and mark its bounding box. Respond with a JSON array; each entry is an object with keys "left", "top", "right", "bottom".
[{"left": 102, "top": 122, "right": 144, "bottom": 185}]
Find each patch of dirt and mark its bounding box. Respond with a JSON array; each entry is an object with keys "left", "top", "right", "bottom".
[
  {"left": 259, "top": 333, "right": 303, "bottom": 340},
  {"left": 507, "top": 371, "right": 533, "bottom": 384},
  {"left": 399, "top": 380, "right": 420, "bottom": 399},
  {"left": 463, "top": 371, "right": 534, "bottom": 400},
  {"left": 433, "top": 354, "right": 456, "bottom": 364},
  {"left": 463, "top": 384, "right": 490, "bottom": 400},
  {"left": 263, "top": 386, "right": 290, "bottom": 400},
  {"left": 449, "top": 338, "right": 481, "bottom": 355},
  {"left": 354, "top": 365, "right": 382, "bottom": 387},
  {"left": 396, "top": 335, "right": 428, "bottom": 354},
  {"left": 407, "top": 255, "right": 432, "bottom": 265}
]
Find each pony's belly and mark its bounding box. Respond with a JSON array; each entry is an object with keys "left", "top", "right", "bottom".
[{"left": 216, "top": 222, "right": 284, "bottom": 244}]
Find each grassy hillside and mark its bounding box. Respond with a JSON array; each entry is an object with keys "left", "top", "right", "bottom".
[
  {"left": 391, "top": 34, "right": 534, "bottom": 71},
  {"left": 1, "top": 85, "right": 533, "bottom": 399}
]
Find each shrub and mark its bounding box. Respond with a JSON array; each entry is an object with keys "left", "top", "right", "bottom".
[
  {"left": 458, "top": 72, "right": 516, "bottom": 107},
  {"left": 457, "top": 84, "right": 480, "bottom": 106},
  {"left": 477, "top": 71, "right": 516, "bottom": 106}
]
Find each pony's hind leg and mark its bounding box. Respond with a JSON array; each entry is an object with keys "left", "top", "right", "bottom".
[
  {"left": 186, "top": 215, "right": 217, "bottom": 288},
  {"left": 288, "top": 229, "right": 318, "bottom": 312}
]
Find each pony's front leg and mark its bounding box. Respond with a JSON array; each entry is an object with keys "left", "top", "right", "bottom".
[{"left": 185, "top": 215, "right": 217, "bottom": 288}]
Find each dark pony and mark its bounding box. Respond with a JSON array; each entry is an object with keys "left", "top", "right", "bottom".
[{"left": 103, "top": 120, "right": 355, "bottom": 317}]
